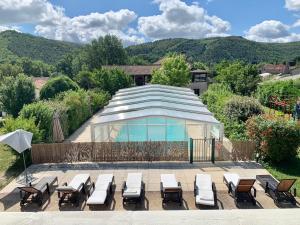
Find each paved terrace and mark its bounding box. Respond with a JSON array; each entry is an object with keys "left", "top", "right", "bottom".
[
  {"left": 0, "top": 162, "right": 299, "bottom": 212},
  {"left": 1, "top": 209, "right": 300, "bottom": 225}
]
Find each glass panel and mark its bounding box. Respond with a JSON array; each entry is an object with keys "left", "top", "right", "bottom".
[
  {"left": 167, "top": 125, "right": 186, "bottom": 141},
  {"left": 148, "top": 125, "right": 166, "bottom": 141},
  {"left": 114, "top": 123, "right": 128, "bottom": 142},
  {"left": 128, "top": 124, "right": 147, "bottom": 142},
  {"left": 147, "top": 117, "right": 166, "bottom": 125}
]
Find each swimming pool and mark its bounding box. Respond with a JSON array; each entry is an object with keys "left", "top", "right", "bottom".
[{"left": 115, "top": 117, "right": 188, "bottom": 142}]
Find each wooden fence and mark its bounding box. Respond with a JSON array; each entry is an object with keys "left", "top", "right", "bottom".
[
  {"left": 219, "top": 138, "right": 256, "bottom": 161},
  {"left": 31, "top": 141, "right": 188, "bottom": 164}
]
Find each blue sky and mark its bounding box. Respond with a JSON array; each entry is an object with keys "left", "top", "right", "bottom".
[{"left": 1, "top": 0, "right": 300, "bottom": 45}]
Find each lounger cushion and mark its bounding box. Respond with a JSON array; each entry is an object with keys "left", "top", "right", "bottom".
[
  {"left": 123, "top": 188, "right": 141, "bottom": 197},
  {"left": 196, "top": 189, "right": 214, "bottom": 206},
  {"left": 161, "top": 174, "right": 178, "bottom": 188},
  {"left": 69, "top": 174, "right": 90, "bottom": 190},
  {"left": 95, "top": 174, "right": 113, "bottom": 191},
  {"left": 56, "top": 186, "right": 76, "bottom": 192},
  {"left": 196, "top": 174, "right": 212, "bottom": 191},
  {"left": 34, "top": 176, "right": 57, "bottom": 192},
  {"left": 224, "top": 173, "right": 240, "bottom": 187},
  {"left": 87, "top": 190, "right": 107, "bottom": 205},
  {"left": 126, "top": 173, "right": 142, "bottom": 189}
]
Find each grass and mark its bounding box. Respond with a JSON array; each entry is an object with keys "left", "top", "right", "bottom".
[
  {"left": 264, "top": 155, "right": 300, "bottom": 197},
  {"left": 0, "top": 144, "right": 24, "bottom": 190}
]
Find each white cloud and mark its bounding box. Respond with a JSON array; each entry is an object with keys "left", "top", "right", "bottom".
[
  {"left": 138, "top": 0, "right": 230, "bottom": 40},
  {"left": 0, "top": 0, "right": 64, "bottom": 25},
  {"left": 0, "top": 0, "right": 144, "bottom": 45},
  {"left": 35, "top": 9, "right": 145, "bottom": 45},
  {"left": 245, "top": 20, "right": 300, "bottom": 43},
  {"left": 285, "top": 0, "right": 300, "bottom": 11},
  {"left": 0, "top": 25, "right": 20, "bottom": 33}
]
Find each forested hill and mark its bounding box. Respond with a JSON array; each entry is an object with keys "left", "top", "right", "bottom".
[
  {"left": 0, "top": 31, "right": 81, "bottom": 65},
  {"left": 126, "top": 36, "right": 300, "bottom": 64}
]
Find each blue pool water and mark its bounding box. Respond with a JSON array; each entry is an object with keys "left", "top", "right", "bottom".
[{"left": 115, "top": 117, "right": 188, "bottom": 142}]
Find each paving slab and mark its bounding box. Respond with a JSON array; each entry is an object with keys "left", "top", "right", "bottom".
[{"left": 1, "top": 209, "right": 300, "bottom": 225}]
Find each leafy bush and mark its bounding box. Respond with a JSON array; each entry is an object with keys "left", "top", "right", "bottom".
[
  {"left": 0, "top": 117, "right": 42, "bottom": 143},
  {"left": 0, "top": 74, "right": 35, "bottom": 117},
  {"left": 87, "top": 90, "right": 110, "bottom": 113},
  {"left": 75, "top": 71, "right": 96, "bottom": 90},
  {"left": 58, "top": 90, "right": 92, "bottom": 134},
  {"left": 40, "top": 75, "right": 79, "bottom": 100},
  {"left": 256, "top": 80, "right": 300, "bottom": 107},
  {"left": 224, "top": 96, "right": 263, "bottom": 122},
  {"left": 201, "top": 84, "right": 251, "bottom": 140},
  {"left": 246, "top": 115, "right": 300, "bottom": 163},
  {"left": 20, "top": 101, "right": 68, "bottom": 142},
  {"left": 94, "top": 68, "right": 132, "bottom": 95},
  {"left": 201, "top": 83, "right": 233, "bottom": 119},
  {"left": 215, "top": 60, "right": 261, "bottom": 96}
]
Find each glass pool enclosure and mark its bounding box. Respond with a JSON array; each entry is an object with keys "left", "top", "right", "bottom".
[{"left": 91, "top": 85, "right": 223, "bottom": 142}]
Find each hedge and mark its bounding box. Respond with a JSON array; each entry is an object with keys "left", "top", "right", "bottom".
[
  {"left": 19, "top": 101, "right": 68, "bottom": 142},
  {"left": 256, "top": 80, "right": 300, "bottom": 108},
  {"left": 40, "top": 75, "right": 79, "bottom": 100},
  {"left": 246, "top": 115, "right": 300, "bottom": 163},
  {"left": 20, "top": 89, "right": 110, "bottom": 142}
]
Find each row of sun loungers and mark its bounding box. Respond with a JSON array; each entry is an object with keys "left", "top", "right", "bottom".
[{"left": 17, "top": 173, "right": 297, "bottom": 208}]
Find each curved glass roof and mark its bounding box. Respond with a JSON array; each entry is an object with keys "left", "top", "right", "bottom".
[
  {"left": 115, "top": 87, "right": 195, "bottom": 97},
  {"left": 118, "top": 84, "right": 193, "bottom": 94},
  {"left": 94, "top": 85, "right": 221, "bottom": 125},
  {"left": 112, "top": 91, "right": 199, "bottom": 102}
]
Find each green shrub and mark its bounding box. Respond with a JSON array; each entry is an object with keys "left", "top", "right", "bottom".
[
  {"left": 20, "top": 101, "right": 68, "bottom": 142},
  {"left": 40, "top": 75, "right": 79, "bottom": 100},
  {"left": 201, "top": 83, "right": 234, "bottom": 119},
  {"left": 0, "top": 117, "right": 42, "bottom": 143},
  {"left": 256, "top": 80, "right": 299, "bottom": 107},
  {"left": 75, "top": 71, "right": 97, "bottom": 90},
  {"left": 59, "top": 90, "right": 92, "bottom": 134},
  {"left": 224, "top": 96, "right": 263, "bottom": 122},
  {"left": 246, "top": 115, "right": 300, "bottom": 163},
  {"left": 87, "top": 90, "right": 110, "bottom": 113},
  {"left": 94, "top": 68, "right": 132, "bottom": 95}
]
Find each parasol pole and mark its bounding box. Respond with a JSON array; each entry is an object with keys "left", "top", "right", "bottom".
[{"left": 22, "top": 151, "right": 28, "bottom": 184}]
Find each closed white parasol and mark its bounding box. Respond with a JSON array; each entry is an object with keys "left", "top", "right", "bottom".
[{"left": 0, "top": 129, "right": 33, "bottom": 184}]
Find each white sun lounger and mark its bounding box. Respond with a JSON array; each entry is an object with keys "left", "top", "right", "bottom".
[
  {"left": 194, "top": 174, "right": 215, "bottom": 206},
  {"left": 160, "top": 174, "right": 182, "bottom": 205},
  {"left": 87, "top": 174, "right": 114, "bottom": 206},
  {"left": 122, "top": 173, "right": 144, "bottom": 204},
  {"left": 56, "top": 174, "right": 91, "bottom": 207}
]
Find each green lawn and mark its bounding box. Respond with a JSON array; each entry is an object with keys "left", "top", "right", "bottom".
[
  {"left": 0, "top": 144, "right": 24, "bottom": 190},
  {"left": 265, "top": 155, "right": 300, "bottom": 197}
]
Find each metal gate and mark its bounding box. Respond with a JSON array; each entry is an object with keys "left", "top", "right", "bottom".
[{"left": 189, "top": 138, "right": 215, "bottom": 163}]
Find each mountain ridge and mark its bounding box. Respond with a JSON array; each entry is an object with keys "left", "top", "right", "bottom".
[
  {"left": 0, "top": 30, "right": 81, "bottom": 65},
  {"left": 126, "top": 36, "right": 300, "bottom": 64}
]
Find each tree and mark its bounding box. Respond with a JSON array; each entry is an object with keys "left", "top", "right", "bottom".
[
  {"left": 94, "top": 68, "right": 132, "bottom": 95},
  {"left": 19, "top": 57, "right": 54, "bottom": 77},
  {"left": 75, "top": 71, "right": 96, "bottom": 90},
  {"left": 40, "top": 75, "right": 79, "bottom": 100},
  {"left": 193, "top": 61, "right": 209, "bottom": 71},
  {"left": 56, "top": 54, "right": 75, "bottom": 78},
  {"left": 84, "top": 35, "right": 128, "bottom": 70},
  {"left": 151, "top": 54, "right": 190, "bottom": 87},
  {"left": 0, "top": 74, "right": 35, "bottom": 117},
  {"left": 215, "top": 61, "right": 261, "bottom": 96},
  {"left": 0, "top": 63, "right": 23, "bottom": 81}
]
